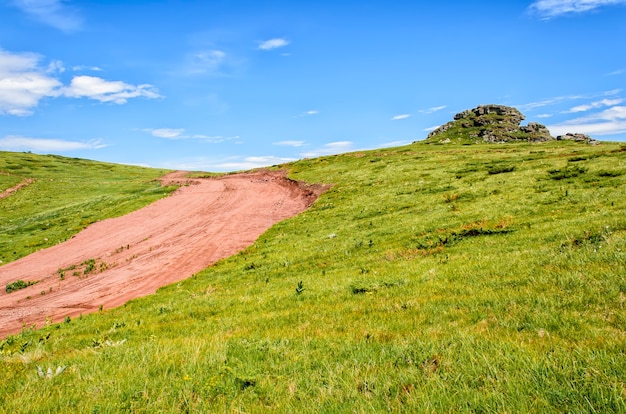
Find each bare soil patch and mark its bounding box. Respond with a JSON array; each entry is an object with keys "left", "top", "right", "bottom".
[
  {"left": 0, "top": 170, "right": 327, "bottom": 338},
  {"left": 0, "top": 178, "right": 35, "bottom": 199}
]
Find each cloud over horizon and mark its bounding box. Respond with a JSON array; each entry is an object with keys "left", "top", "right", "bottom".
[
  {"left": 0, "top": 135, "right": 105, "bottom": 152},
  {"left": 548, "top": 105, "right": 626, "bottom": 136}
]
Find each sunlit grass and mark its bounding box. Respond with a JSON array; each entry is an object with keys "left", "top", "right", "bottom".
[{"left": 1, "top": 141, "right": 626, "bottom": 412}]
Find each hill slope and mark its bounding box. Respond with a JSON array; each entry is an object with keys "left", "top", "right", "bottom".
[{"left": 1, "top": 141, "right": 626, "bottom": 413}]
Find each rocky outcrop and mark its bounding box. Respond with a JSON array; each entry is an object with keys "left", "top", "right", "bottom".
[
  {"left": 424, "top": 104, "right": 554, "bottom": 144},
  {"left": 556, "top": 133, "right": 599, "bottom": 145}
]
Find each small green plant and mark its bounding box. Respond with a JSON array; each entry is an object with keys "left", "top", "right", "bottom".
[
  {"left": 5, "top": 280, "right": 38, "bottom": 293},
  {"left": 83, "top": 259, "right": 96, "bottom": 275},
  {"left": 37, "top": 366, "right": 66, "bottom": 380},
  {"left": 295, "top": 281, "right": 305, "bottom": 295},
  {"left": 486, "top": 164, "right": 515, "bottom": 174},
  {"left": 548, "top": 165, "right": 587, "bottom": 180}
]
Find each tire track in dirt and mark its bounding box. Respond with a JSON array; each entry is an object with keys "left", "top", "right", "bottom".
[{"left": 0, "top": 170, "right": 327, "bottom": 338}]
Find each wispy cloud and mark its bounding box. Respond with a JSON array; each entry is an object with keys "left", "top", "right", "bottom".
[
  {"left": 11, "top": 0, "right": 83, "bottom": 32},
  {"left": 391, "top": 114, "right": 411, "bottom": 120},
  {"left": 419, "top": 105, "right": 447, "bottom": 114},
  {"left": 423, "top": 125, "right": 441, "bottom": 132},
  {"left": 142, "top": 129, "right": 239, "bottom": 143},
  {"left": 185, "top": 50, "right": 227, "bottom": 75},
  {"left": 564, "top": 98, "right": 623, "bottom": 113},
  {"left": 144, "top": 128, "right": 186, "bottom": 139},
  {"left": 378, "top": 140, "right": 413, "bottom": 148},
  {"left": 529, "top": 0, "right": 626, "bottom": 19},
  {"left": 162, "top": 155, "right": 296, "bottom": 172},
  {"left": 295, "top": 110, "right": 319, "bottom": 118},
  {"left": 300, "top": 141, "right": 354, "bottom": 158},
  {"left": 607, "top": 68, "right": 625, "bottom": 76},
  {"left": 547, "top": 105, "right": 626, "bottom": 136},
  {"left": 62, "top": 76, "right": 161, "bottom": 104},
  {"left": 518, "top": 89, "right": 621, "bottom": 111},
  {"left": 0, "top": 135, "right": 105, "bottom": 152},
  {"left": 258, "top": 38, "right": 289, "bottom": 51},
  {"left": 273, "top": 140, "right": 306, "bottom": 147},
  {"left": 72, "top": 65, "right": 103, "bottom": 72}
]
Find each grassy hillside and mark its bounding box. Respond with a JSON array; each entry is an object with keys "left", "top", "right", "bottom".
[
  {"left": 0, "top": 151, "right": 176, "bottom": 265},
  {"left": 1, "top": 141, "right": 626, "bottom": 412}
]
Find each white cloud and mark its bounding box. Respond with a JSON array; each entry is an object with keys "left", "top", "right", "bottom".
[
  {"left": 0, "top": 135, "right": 105, "bottom": 152},
  {"left": 145, "top": 128, "right": 186, "bottom": 139},
  {"left": 529, "top": 0, "right": 626, "bottom": 18},
  {"left": 162, "top": 155, "right": 296, "bottom": 172},
  {"left": 1, "top": 49, "right": 162, "bottom": 115},
  {"left": 296, "top": 110, "right": 319, "bottom": 117},
  {"left": 423, "top": 125, "right": 440, "bottom": 132},
  {"left": 72, "top": 65, "right": 103, "bottom": 72},
  {"left": 419, "top": 105, "right": 447, "bottom": 114},
  {"left": 274, "top": 140, "right": 306, "bottom": 147},
  {"left": 378, "top": 140, "right": 413, "bottom": 148},
  {"left": 518, "top": 89, "right": 622, "bottom": 111},
  {"left": 11, "top": 0, "right": 83, "bottom": 32},
  {"left": 607, "top": 68, "right": 625, "bottom": 76},
  {"left": 547, "top": 105, "right": 626, "bottom": 136},
  {"left": 0, "top": 49, "right": 62, "bottom": 116},
  {"left": 565, "top": 98, "right": 623, "bottom": 113},
  {"left": 258, "top": 38, "right": 289, "bottom": 50},
  {"left": 192, "top": 134, "right": 239, "bottom": 143},
  {"left": 63, "top": 76, "right": 161, "bottom": 104},
  {"left": 300, "top": 141, "right": 354, "bottom": 158},
  {"left": 391, "top": 114, "right": 411, "bottom": 120}
]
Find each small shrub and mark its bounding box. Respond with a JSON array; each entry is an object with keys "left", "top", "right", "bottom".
[
  {"left": 5, "top": 280, "right": 37, "bottom": 293},
  {"left": 548, "top": 166, "right": 587, "bottom": 180},
  {"left": 295, "top": 281, "right": 305, "bottom": 295},
  {"left": 487, "top": 164, "right": 515, "bottom": 174},
  {"left": 83, "top": 259, "right": 96, "bottom": 275}
]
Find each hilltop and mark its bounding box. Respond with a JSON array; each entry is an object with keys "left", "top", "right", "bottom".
[
  {"left": 1, "top": 140, "right": 625, "bottom": 413},
  {"left": 423, "top": 104, "right": 597, "bottom": 145}
]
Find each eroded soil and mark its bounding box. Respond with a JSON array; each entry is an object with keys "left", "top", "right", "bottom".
[{"left": 0, "top": 170, "right": 326, "bottom": 338}]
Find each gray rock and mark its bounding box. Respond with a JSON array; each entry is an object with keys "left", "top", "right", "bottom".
[{"left": 556, "top": 133, "right": 599, "bottom": 144}]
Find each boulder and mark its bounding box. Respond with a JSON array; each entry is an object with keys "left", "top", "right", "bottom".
[{"left": 556, "top": 133, "right": 599, "bottom": 145}]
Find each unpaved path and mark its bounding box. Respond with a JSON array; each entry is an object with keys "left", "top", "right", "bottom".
[
  {"left": 0, "top": 170, "right": 326, "bottom": 338},
  {"left": 0, "top": 178, "right": 35, "bottom": 199}
]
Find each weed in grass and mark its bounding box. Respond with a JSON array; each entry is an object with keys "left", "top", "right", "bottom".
[
  {"left": 36, "top": 366, "right": 66, "bottom": 380},
  {"left": 295, "top": 281, "right": 305, "bottom": 295}
]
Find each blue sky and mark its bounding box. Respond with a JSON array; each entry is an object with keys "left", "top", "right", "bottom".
[{"left": 1, "top": 0, "right": 625, "bottom": 171}]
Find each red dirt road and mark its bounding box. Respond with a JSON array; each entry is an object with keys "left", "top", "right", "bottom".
[{"left": 0, "top": 171, "right": 325, "bottom": 338}]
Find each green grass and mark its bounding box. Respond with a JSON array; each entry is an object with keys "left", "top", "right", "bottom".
[
  {"left": 1, "top": 141, "right": 626, "bottom": 412},
  {"left": 0, "top": 151, "right": 176, "bottom": 264}
]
